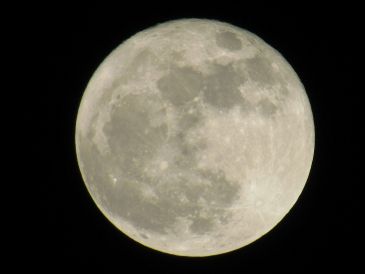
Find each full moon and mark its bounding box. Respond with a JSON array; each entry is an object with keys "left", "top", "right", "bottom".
[{"left": 75, "top": 19, "right": 314, "bottom": 256}]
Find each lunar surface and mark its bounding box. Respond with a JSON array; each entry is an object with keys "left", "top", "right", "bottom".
[{"left": 75, "top": 19, "right": 315, "bottom": 256}]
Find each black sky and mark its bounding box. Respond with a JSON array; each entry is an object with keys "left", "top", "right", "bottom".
[{"left": 25, "top": 2, "right": 362, "bottom": 272}]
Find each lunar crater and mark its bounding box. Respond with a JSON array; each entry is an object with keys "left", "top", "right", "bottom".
[{"left": 215, "top": 31, "right": 242, "bottom": 51}]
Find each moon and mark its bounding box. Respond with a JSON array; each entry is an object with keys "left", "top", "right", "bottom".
[{"left": 75, "top": 19, "right": 315, "bottom": 257}]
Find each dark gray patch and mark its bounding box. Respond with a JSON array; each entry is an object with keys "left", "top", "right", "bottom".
[
  {"left": 78, "top": 132, "right": 238, "bottom": 235},
  {"left": 172, "top": 103, "right": 206, "bottom": 167},
  {"left": 170, "top": 50, "right": 185, "bottom": 62},
  {"left": 172, "top": 124, "right": 207, "bottom": 171},
  {"left": 103, "top": 94, "right": 167, "bottom": 177},
  {"left": 176, "top": 131, "right": 207, "bottom": 165},
  {"left": 178, "top": 178, "right": 207, "bottom": 204},
  {"left": 180, "top": 140, "right": 207, "bottom": 160},
  {"left": 178, "top": 104, "right": 203, "bottom": 132},
  {"left": 140, "top": 233, "right": 149, "bottom": 239},
  {"left": 98, "top": 173, "right": 196, "bottom": 235},
  {"left": 189, "top": 217, "right": 214, "bottom": 234},
  {"left": 77, "top": 90, "right": 242, "bottom": 236},
  {"left": 106, "top": 178, "right": 174, "bottom": 234},
  {"left": 157, "top": 66, "right": 203, "bottom": 106},
  {"left": 159, "top": 168, "right": 240, "bottom": 209},
  {"left": 179, "top": 113, "right": 201, "bottom": 132},
  {"left": 258, "top": 98, "right": 278, "bottom": 116},
  {"left": 245, "top": 56, "right": 277, "bottom": 85},
  {"left": 280, "top": 85, "right": 289, "bottom": 96},
  {"left": 203, "top": 64, "right": 246, "bottom": 109},
  {"left": 78, "top": 122, "right": 198, "bottom": 235},
  {"left": 216, "top": 31, "right": 242, "bottom": 51},
  {"left": 198, "top": 169, "right": 240, "bottom": 206}
]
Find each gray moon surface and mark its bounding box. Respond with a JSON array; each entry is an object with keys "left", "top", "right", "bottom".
[{"left": 75, "top": 19, "right": 315, "bottom": 257}]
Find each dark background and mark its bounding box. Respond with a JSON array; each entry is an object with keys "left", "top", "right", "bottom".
[{"left": 26, "top": 2, "right": 362, "bottom": 272}]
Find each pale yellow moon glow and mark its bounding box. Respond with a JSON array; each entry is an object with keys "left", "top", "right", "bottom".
[{"left": 75, "top": 19, "right": 315, "bottom": 257}]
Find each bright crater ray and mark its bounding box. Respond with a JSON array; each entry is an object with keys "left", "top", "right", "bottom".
[{"left": 75, "top": 19, "right": 315, "bottom": 256}]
